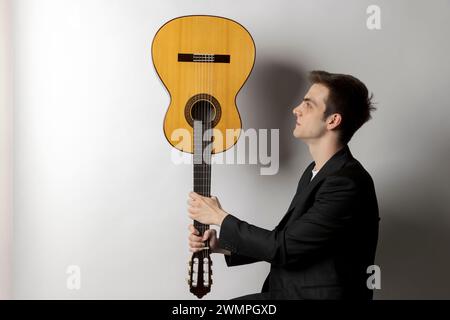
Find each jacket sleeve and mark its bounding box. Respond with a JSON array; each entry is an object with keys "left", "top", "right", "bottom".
[
  {"left": 219, "top": 226, "right": 271, "bottom": 267},
  {"left": 218, "top": 175, "right": 357, "bottom": 266},
  {"left": 223, "top": 252, "right": 261, "bottom": 267}
]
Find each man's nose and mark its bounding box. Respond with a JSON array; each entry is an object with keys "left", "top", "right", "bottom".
[{"left": 293, "top": 105, "right": 302, "bottom": 116}]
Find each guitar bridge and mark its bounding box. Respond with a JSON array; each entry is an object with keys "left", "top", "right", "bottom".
[{"left": 178, "top": 53, "right": 230, "bottom": 63}]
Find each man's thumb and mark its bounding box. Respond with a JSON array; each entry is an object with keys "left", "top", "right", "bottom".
[{"left": 203, "top": 229, "right": 216, "bottom": 240}]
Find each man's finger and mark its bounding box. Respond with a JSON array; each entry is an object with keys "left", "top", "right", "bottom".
[
  {"left": 203, "top": 230, "right": 211, "bottom": 240},
  {"left": 188, "top": 224, "right": 199, "bottom": 235},
  {"left": 187, "top": 199, "right": 197, "bottom": 207},
  {"left": 189, "top": 241, "right": 205, "bottom": 248},
  {"left": 189, "top": 234, "right": 202, "bottom": 242},
  {"left": 189, "top": 191, "right": 201, "bottom": 200}
]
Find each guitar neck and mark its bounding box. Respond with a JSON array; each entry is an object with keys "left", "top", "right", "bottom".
[
  {"left": 193, "top": 162, "right": 211, "bottom": 234},
  {"left": 193, "top": 120, "right": 212, "bottom": 236}
]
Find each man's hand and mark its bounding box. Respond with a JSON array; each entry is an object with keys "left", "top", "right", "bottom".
[
  {"left": 188, "top": 224, "right": 218, "bottom": 253},
  {"left": 187, "top": 192, "right": 228, "bottom": 226},
  {"left": 188, "top": 224, "right": 231, "bottom": 255}
]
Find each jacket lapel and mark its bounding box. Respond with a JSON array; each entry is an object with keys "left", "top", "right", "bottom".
[
  {"left": 286, "top": 162, "right": 315, "bottom": 212},
  {"left": 277, "top": 145, "right": 353, "bottom": 230},
  {"left": 274, "top": 162, "right": 315, "bottom": 230}
]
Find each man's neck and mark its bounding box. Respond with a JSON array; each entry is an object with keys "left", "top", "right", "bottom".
[{"left": 308, "top": 139, "right": 345, "bottom": 171}]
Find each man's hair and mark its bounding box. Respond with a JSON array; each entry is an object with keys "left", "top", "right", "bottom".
[{"left": 309, "top": 70, "right": 376, "bottom": 144}]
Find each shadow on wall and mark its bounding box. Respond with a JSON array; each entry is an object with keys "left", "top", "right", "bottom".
[
  {"left": 239, "top": 58, "right": 308, "bottom": 169},
  {"left": 374, "top": 138, "right": 450, "bottom": 299}
]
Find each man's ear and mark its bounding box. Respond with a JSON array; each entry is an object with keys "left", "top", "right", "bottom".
[{"left": 327, "top": 113, "right": 342, "bottom": 130}]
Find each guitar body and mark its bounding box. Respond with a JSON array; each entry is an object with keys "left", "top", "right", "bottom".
[{"left": 152, "top": 15, "right": 255, "bottom": 153}]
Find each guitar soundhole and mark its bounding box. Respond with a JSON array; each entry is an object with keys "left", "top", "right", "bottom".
[
  {"left": 185, "top": 94, "right": 221, "bottom": 128},
  {"left": 191, "top": 100, "right": 215, "bottom": 123}
]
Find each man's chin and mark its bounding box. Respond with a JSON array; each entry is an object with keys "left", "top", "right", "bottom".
[
  {"left": 293, "top": 130, "right": 302, "bottom": 139},
  {"left": 293, "top": 131, "right": 308, "bottom": 142}
]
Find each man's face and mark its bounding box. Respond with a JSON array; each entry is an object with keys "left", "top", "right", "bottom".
[{"left": 292, "top": 83, "right": 329, "bottom": 141}]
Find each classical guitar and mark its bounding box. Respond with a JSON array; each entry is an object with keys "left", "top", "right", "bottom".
[{"left": 152, "top": 15, "right": 255, "bottom": 298}]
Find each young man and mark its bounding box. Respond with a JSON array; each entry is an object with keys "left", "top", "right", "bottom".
[{"left": 187, "top": 71, "right": 380, "bottom": 300}]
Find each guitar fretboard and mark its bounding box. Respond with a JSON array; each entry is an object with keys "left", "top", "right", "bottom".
[{"left": 193, "top": 120, "right": 212, "bottom": 237}]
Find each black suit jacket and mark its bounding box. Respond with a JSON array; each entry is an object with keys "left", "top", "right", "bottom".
[{"left": 219, "top": 145, "right": 379, "bottom": 300}]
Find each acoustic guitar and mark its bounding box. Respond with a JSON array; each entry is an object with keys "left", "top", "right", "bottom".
[{"left": 152, "top": 15, "right": 255, "bottom": 298}]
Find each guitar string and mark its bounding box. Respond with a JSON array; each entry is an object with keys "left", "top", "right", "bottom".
[
  {"left": 205, "top": 51, "right": 209, "bottom": 261},
  {"left": 210, "top": 51, "right": 214, "bottom": 264},
  {"left": 190, "top": 18, "right": 195, "bottom": 287},
  {"left": 192, "top": 19, "right": 196, "bottom": 284},
  {"left": 202, "top": 51, "right": 206, "bottom": 261},
  {"left": 209, "top": 51, "right": 213, "bottom": 259},
  {"left": 206, "top": 51, "right": 210, "bottom": 261},
  {"left": 200, "top": 50, "right": 205, "bottom": 261},
  {"left": 206, "top": 51, "right": 209, "bottom": 261},
  {"left": 207, "top": 50, "right": 212, "bottom": 261},
  {"left": 205, "top": 50, "right": 211, "bottom": 262},
  {"left": 202, "top": 51, "right": 206, "bottom": 262},
  {"left": 207, "top": 52, "right": 215, "bottom": 260}
]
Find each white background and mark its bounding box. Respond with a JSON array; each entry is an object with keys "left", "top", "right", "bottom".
[
  {"left": 6, "top": 0, "right": 450, "bottom": 299},
  {"left": 0, "top": 0, "right": 13, "bottom": 300}
]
